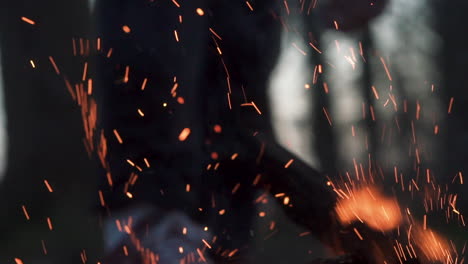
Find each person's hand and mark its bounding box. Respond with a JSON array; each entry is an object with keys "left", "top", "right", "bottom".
[
  {"left": 142, "top": 211, "right": 213, "bottom": 264},
  {"left": 102, "top": 208, "right": 213, "bottom": 264}
]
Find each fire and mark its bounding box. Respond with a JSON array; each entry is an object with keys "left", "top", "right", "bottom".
[{"left": 335, "top": 187, "right": 402, "bottom": 231}]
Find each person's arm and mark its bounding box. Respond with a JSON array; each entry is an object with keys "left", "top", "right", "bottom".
[{"left": 217, "top": 131, "right": 405, "bottom": 263}]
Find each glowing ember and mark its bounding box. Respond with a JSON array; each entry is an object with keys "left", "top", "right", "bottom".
[
  {"left": 178, "top": 128, "right": 191, "bottom": 141},
  {"left": 122, "top": 25, "right": 131, "bottom": 33},
  {"left": 196, "top": 8, "right": 205, "bottom": 16},
  {"left": 20, "top": 16, "right": 35, "bottom": 25},
  {"left": 335, "top": 187, "right": 402, "bottom": 231}
]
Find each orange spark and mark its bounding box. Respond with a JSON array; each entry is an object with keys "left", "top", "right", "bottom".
[
  {"left": 41, "top": 240, "right": 47, "bottom": 255},
  {"left": 126, "top": 159, "right": 135, "bottom": 166},
  {"left": 197, "top": 248, "right": 207, "bottom": 262},
  {"left": 323, "top": 82, "right": 329, "bottom": 93},
  {"left": 228, "top": 249, "right": 238, "bottom": 257},
  {"left": 283, "top": 0, "right": 290, "bottom": 15},
  {"left": 22, "top": 205, "right": 30, "bottom": 220},
  {"left": 174, "top": 30, "right": 179, "bottom": 42},
  {"left": 106, "top": 48, "right": 113, "bottom": 58},
  {"left": 171, "top": 83, "right": 179, "bottom": 94},
  {"left": 245, "top": 1, "right": 254, "bottom": 11},
  {"left": 47, "top": 217, "right": 53, "bottom": 230},
  {"left": 209, "top": 28, "right": 222, "bottom": 40},
  {"left": 448, "top": 97, "right": 454, "bottom": 113},
  {"left": 284, "top": 159, "right": 294, "bottom": 168},
  {"left": 179, "top": 128, "right": 191, "bottom": 141},
  {"left": 309, "top": 42, "right": 322, "bottom": 54},
  {"left": 171, "top": 0, "right": 180, "bottom": 7},
  {"left": 122, "top": 25, "right": 131, "bottom": 33},
  {"left": 48, "top": 56, "right": 60, "bottom": 75},
  {"left": 353, "top": 228, "right": 364, "bottom": 240},
  {"left": 29, "top": 60, "right": 35, "bottom": 68},
  {"left": 251, "top": 101, "right": 262, "bottom": 115},
  {"left": 98, "top": 190, "right": 105, "bottom": 206},
  {"left": 202, "top": 239, "right": 212, "bottom": 249},
  {"left": 87, "top": 79, "right": 93, "bottom": 95},
  {"left": 143, "top": 158, "right": 150, "bottom": 168},
  {"left": 323, "top": 107, "right": 333, "bottom": 126},
  {"left": 141, "top": 78, "right": 148, "bottom": 90},
  {"left": 359, "top": 41, "right": 365, "bottom": 61},
  {"left": 227, "top": 92, "right": 232, "bottom": 109},
  {"left": 380, "top": 57, "right": 392, "bottom": 81},
  {"left": 123, "top": 66, "right": 129, "bottom": 83},
  {"left": 232, "top": 183, "right": 241, "bottom": 194},
  {"left": 14, "top": 258, "right": 24, "bottom": 264},
  {"left": 416, "top": 101, "right": 421, "bottom": 120},
  {"left": 415, "top": 148, "right": 420, "bottom": 165},
  {"left": 270, "top": 221, "right": 276, "bottom": 230},
  {"left": 371, "top": 86, "right": 380, "bottom": 100},
  {"left": 292, "top": 42, "right": 307, "bottom": 56},
  {"left": 82, "top": 62, "right": 88, "bottom": 81},
  {"left": 44, "top": 180, "right": 53, "bottom": 192},
  {"left": 196, "top": 8, "right": 205, "bottom": 16},
  {"left": 137, "top": 109, "right": 144, "bottom": 117},
  {"left": 21, "top": 16, "right": 35, "bottom": 25},
  {"left": 113, "top": 129, "right": 123, "bottom": 144},
  {"left": 214, "top": 124, "right": 222, "bottom": 133},
  {"left": 253, "top": 174, "right": 261, "bottom": 186},
  {"left": 106, "top": 172, "right": 112, "bottom": 186},
  {"left": 369, "top": 105, "right": 376, "bottom": 121}
]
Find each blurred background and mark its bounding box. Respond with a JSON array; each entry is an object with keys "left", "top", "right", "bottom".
[{"left": 0, "top": 0, "right": 467, "bottom": 263}]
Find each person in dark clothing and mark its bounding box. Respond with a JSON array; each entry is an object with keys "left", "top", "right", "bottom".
[{"left": 94, "top": 0, "right": 391, "bottom": 263}]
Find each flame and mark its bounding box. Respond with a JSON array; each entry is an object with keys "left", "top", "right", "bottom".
[{"left": 335, "top": 187, "right": 402, "bottom": 231}]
